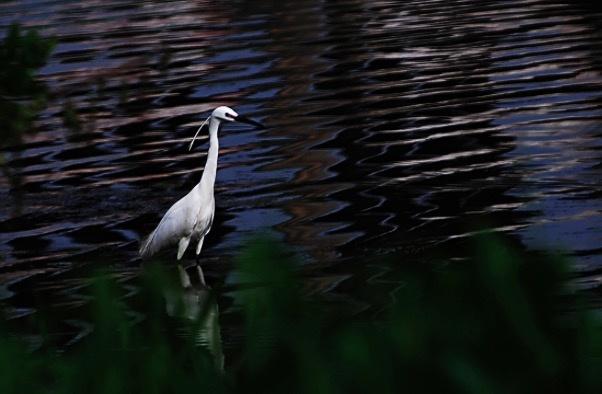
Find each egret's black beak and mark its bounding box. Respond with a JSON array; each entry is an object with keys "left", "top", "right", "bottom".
[{"left": 234, "top": 114, "right": 265, "bottom": 129}]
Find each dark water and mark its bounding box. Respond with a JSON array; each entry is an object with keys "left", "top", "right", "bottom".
[{"left": 1, "top": 0, "right": 602, "bottom": 348}]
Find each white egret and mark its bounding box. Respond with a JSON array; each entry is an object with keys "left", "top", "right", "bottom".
[{"left": 139, "top": 106, "right": 264, "bottom": 262}]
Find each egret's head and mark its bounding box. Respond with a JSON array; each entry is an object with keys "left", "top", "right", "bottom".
[
  {"left": 189, "top": 106, "right": 265, "bottom": 151},
  {"left": 212, "top": 106, "right": 238, "bottom": 122},
  {"left": 212, "top": 105, "right": 264, "bottom": 128}
]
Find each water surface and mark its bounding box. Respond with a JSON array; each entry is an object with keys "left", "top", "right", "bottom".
[{"left": 1, "top": 0, "right": 602, "bottom": 347}]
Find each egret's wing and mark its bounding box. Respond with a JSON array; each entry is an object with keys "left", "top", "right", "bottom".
[{"left": 139, "top": 196, "right": 196, "bottom": 259}]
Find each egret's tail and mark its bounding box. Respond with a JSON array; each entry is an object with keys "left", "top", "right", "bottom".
[{"left": 138, "top": 230, "right": 156, "bottom": 260}]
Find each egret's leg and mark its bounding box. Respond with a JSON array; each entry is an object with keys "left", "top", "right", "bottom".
[
  {"left": 177, "top": 264, "right": 192, "bottom": 288},
  {"left": 196, "top": 236, "right": 205, "bottom": 256},
  {"left": 194, "top": 237, "right": 205, "bottom": 281},
  {"left": 177, "top": 236, "right": 191, "bottom": 260}
]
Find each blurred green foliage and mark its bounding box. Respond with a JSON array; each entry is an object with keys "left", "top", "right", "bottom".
[
  {"left": 0, "top": 23, "right": 54, "bottom": 146},
  {"left": 1, "top": 236, "right": 601, "bottom": 394},
  {"left": 0, "top": 23, "right": 54, "bottom": 214},
  {"left": 61, "top": 98, "right": 82, "bottom": 133}
]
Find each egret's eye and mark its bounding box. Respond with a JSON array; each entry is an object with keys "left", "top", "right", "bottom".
[{"left": 224, "top": 113, "right": 235, "bottom": 120}]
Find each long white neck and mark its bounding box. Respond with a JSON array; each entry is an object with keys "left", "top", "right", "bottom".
[{"left": 199, "top": 117, "right": 220, "bottom": 190}]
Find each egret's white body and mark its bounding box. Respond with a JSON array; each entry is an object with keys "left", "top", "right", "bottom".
[{"left": 139, "top": 106, "right": 260, "bottom": 261}]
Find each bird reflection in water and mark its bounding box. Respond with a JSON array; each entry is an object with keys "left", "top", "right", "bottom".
[{"left": 163, "top": 264, "right": 224, "bottom": 371}]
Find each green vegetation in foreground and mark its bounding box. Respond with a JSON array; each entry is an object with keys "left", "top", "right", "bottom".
[{"left": 1, "top": 236, "right": 601, "bottom": 394}]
